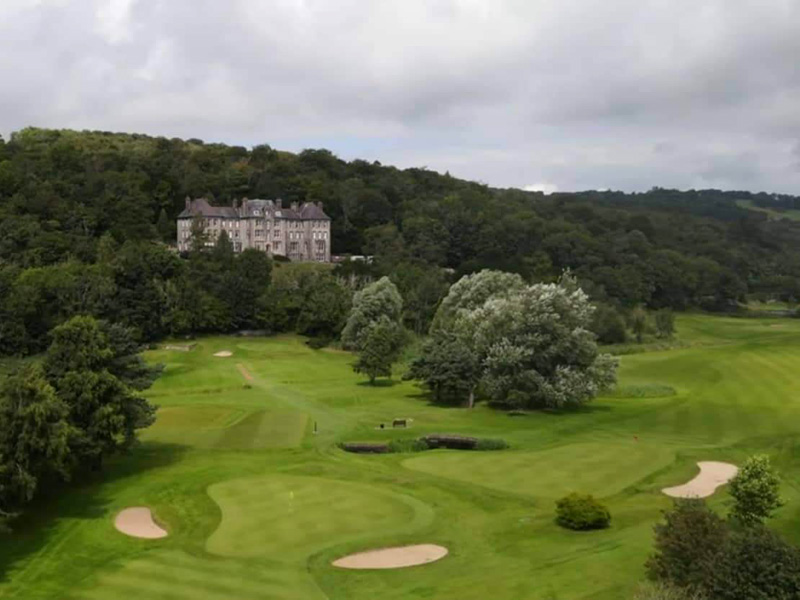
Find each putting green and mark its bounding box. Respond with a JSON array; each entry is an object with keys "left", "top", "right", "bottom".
[
  {"left": 206, "top": 475, "right": 424, "bottom": 559},
  {"left": 403, "top": 441, "right": 675, "bottom": 499}
]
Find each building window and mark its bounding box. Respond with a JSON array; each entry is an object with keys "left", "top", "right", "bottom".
[{"left": 255, "top": 229, "right": 264, "bottom": 238}]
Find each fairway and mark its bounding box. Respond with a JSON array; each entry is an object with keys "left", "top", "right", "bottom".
[
  {"left": 403, "top": 441, "right": 675, "bottom": 499},
  {"left": 3, "top": 316, "right": 800, "bottom": 599}
]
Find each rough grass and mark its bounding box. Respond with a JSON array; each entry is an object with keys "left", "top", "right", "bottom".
[{"left": 2, "top": 316, "right": 800, "bottom": 599}]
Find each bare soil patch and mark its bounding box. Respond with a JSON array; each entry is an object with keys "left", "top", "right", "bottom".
[
  {"left": 114, "top": 507, "right": 168, "bottom": 539},
  {"left": 237, "top": 363, "right": 254, "bottom": 382},
  {"left": 662, "top": 461, "right": 738, "bottom": 498},
  {"left": 332, "top": 544, "right": 448, "bottom": 569},
  {"left": 214, "top": 350, "right": 233, "bottom": 358}
]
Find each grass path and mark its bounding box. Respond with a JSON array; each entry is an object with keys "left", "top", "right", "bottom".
[{"left": 2, "top": 315, "right": 800, "bottom": 599}]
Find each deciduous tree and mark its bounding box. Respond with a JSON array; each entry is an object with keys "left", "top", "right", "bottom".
[
  {"left": 0, "top": 366, "right": 73, "bottom": 523},
  {"left": 352, "top": 318, "right": 404, "bottom": 384},
  {"left": 646, "top": 500, "right": 728, "bottom": 589},
  {"left": 472, "top": 275, "right": 617, "bottom": 409},
  {"left": 728, "top": 454, "right": 782, "bottom": 526},
  {"left": 341, "top": 276, "right": 402, "bottom": 350},
  {"left": 407, "top": 332, "right": 481, "bottom": 406},
  {"left": 43, "top": 316, "right": 157, "bottom": 470}
]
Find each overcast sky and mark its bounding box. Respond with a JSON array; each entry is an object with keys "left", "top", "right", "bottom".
[{"left": 2, "top": 0, "right": 800, "bottom": 194}]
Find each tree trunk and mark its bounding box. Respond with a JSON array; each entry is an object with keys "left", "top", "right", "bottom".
[{"left": 467, "top": 388, "right": 475, "bottom": 409}]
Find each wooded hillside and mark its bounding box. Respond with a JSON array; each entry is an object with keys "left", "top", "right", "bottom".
[{"left": 0, "top": 127, "right": 798, "bottom": 354}]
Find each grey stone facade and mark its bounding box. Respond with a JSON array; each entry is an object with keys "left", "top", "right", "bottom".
[{"left": 177, "top": 197, "right": 331, "bottom": 262}]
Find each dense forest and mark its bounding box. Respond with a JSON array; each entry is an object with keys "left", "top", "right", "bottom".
[{"left": 0, "top": 127, "right": 799, "bottom": 355}]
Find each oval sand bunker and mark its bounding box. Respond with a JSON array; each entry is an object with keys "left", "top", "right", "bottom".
[
  {"left": 114, "top": 507, "right": 168, "bottom": 539},
  {"left": 214, "top": 350, "right": 232, "bottom": 358},
  {"left": 333, "top": 544, "right": 448, "bottom": 570},
  {"left": 662, "top": 461, "right": 738, "bottom": 499}
]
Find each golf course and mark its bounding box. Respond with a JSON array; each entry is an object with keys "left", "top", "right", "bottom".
[{"left": 1, "top": 313, "right": 800, "bottom": 600}]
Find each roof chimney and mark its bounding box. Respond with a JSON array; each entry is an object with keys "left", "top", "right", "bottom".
[
  {"left": 290, "top": 201, "right": 299, "bottom": 212},
  {"left": 185, "top": 196, "right": 191, "bottom": 210}
]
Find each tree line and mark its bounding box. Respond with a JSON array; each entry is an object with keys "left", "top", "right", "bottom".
[
  {"left": 1, "top": 127, "right": 800, "bottom": 355},
  {"left": 342, "top": 270, "right": 618, "bottom": 411},
  {"left": 0, "top": 316, "right": 159, "bottom": 530}
]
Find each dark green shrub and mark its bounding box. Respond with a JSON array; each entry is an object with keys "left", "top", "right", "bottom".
[
  {"left": 387, "top": 438, "right": 428, "bottom": 453},
  {"left": 306, "top": 336, "right": 332, "bottom": 349},
  {"left": 475, "top": 438, "right": 509, "bottom": 451},
  {"left": 338, "top": 442, "right": 389, "bottom": 454},
  {"left": 633, "top": 582, "right": 706, "bottom": 600},
  {"left": 555, "top": 493, "right": 611, "bottom": 530},
  {"left": 700, "top": 526, "right": 800, "bottom": 600},
  {"left": 646, "top": 500, "right": 727, "bottom": 588},
  {"left": 591, "top": 304, "right": 628, "bottom": 344},
  {"left": 422, "top": 434, "right": 479, "bottom": 449}
]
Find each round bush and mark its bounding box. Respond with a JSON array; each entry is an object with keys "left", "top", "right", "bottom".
[{"left": 555, "top": 493, "right": 611, "bottom": 530}]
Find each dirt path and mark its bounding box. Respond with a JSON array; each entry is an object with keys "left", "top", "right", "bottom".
[{"left": 237, "top": 363, "right": 254, "bottom": 382}]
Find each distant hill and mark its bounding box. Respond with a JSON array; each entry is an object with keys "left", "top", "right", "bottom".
[{"left": 0, "top": 127, "right": 799, "bottom": 354}]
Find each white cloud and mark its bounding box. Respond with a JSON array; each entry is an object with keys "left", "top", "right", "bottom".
[
  {"left": 1, "top": 0, "right": 800, "bottom": 192},
  {"left": 524, "top": 183, "right": 559, "bottom": 195},
  {"left": 95, "top": 0, "right": 136, "bottom": 44}
]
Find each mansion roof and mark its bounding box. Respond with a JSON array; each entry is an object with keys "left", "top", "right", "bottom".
[{"left": 178, "top": 197, "right": 330, "bottom": 221}]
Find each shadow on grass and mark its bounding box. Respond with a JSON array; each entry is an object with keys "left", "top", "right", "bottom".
[
  {"left": 0, "top": 442, "right": 187, "bottom": 583},
  {"left": 404, "top": 388, "right": 617, "bottom": 415},
  {"left": 356, "top": 379, "right": 400, "bottom": 388}
]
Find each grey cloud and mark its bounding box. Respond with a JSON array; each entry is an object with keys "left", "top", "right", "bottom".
[{"left": 1, "top": 0, "right": 800, "bottom": 193}]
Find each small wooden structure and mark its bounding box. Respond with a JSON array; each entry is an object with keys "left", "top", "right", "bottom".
[{"left": 392, "top": 419, "right": 407, "bottom": 428}]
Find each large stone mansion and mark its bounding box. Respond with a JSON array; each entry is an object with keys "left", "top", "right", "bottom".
[{"left": 177, "top": 197, "right": 331, "bottom": 262}]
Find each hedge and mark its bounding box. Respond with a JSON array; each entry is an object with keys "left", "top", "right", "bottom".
[{"left": 339, "top": 435, "right": 509, "bottom": 454}]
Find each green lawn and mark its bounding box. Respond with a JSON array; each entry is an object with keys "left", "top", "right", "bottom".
[{"left": 2, "top": 314, "right": 800, "bottom": 599}]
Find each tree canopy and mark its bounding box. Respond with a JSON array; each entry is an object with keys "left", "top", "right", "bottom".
[
  {"left": 341, "top": 276, "right": 403, "bottom": 350},
  {"left": 410, "top": 270, "right": 617, "bottom": 409},
  {"left": 1, "top": 128, "right": 800, "bottom": 353}
]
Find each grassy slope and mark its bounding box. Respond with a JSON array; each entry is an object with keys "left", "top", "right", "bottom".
[
  {"left": 736, "top": 198, "right": 800, "bottom": 222},
  {"left": 1, "top": 315, "right": 800, "bottom": 599}
]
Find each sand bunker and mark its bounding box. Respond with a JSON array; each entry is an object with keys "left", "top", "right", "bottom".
[
  {"left": 214, "top": 350, "right": 232, "bottom": 358},
  {"left": 114, "top": 507, "right": 168, "bottom": 539},
  {"left": 662, "top": 461, "right": 738, "bottom": 498},
  {"left": 332, "top": 544, "right": 448, "bottom": 570}
]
